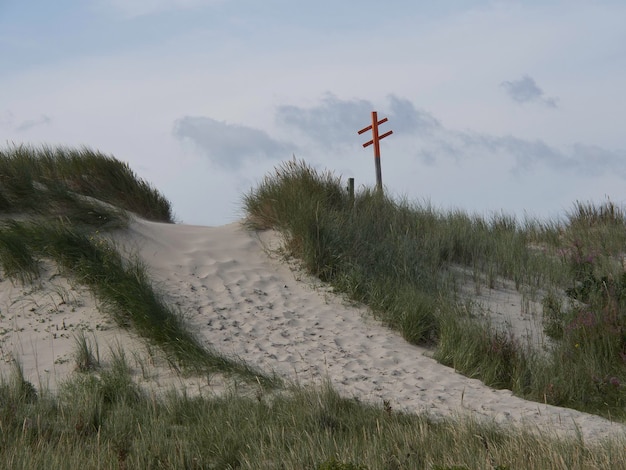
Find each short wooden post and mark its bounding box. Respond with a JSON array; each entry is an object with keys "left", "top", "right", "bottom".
[{"left": 348, "top": 177, "right": 355, "bottom": 207}]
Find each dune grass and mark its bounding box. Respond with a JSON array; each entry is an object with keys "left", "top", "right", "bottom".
[
  {"left": 0, "top": 144, "right": 275, "bottom": 385},
  {"left": 0, "top": 219, "right": 272, "bottom": 382},
  {"left": 1, "top": 352, "right": 625, "bottom": 469},
  {"left": 0, "top": 143, "right": 174, "bottom": 224},
  {"left": 244, "top": 159, "right": 626, "bottom": 421}
]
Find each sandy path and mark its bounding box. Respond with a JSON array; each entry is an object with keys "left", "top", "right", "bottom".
[{"left": 114, "top": 218, "right": 626, "bottom": 444}]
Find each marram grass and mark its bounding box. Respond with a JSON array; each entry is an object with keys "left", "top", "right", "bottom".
[
  {"left": 0, "top": 143, "right": 173, "bottom": 223},
  {"left": 0, "top": 144, "right": 276, "bottom": 385},
  {"left": 2, "top": 355, "right": 625, "bottom": 469},
  {"left": 245, "top": 159, "right": 626, "bottom": 421}
]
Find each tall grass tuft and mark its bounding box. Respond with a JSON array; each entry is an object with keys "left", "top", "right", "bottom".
[
  {"left": 73, "top": 330, "right": 100, "bottom": 373},
  {"left": 0, "top": 143, "right": 174, "bottom": 223},
  {"left": 0, "top": 220, "right": 40, "bottom": 283}
]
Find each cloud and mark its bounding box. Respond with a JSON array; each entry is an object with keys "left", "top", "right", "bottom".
[
  {"left": 386, "top": 95, "right": 441, "bottom": 135},
  {"left": 274, "top": 93, "right": 626, "bottom": 181},
  {"left": 172, "top": 95, "right": 626, "bottom": 196},
  {"left": 501, "top": 75, "right": 558, "bottom": 108},
  {"left": 430, "top": 126, "right": 626, "bottom": 179},
  {"left": 275, "top": 93, "right": 373, "bottom": 148},
  {"left": 275, "top": 94, "right": 441, "bottom": 148},
  {"left": 15, "top": 115, "right": 52, "bottom": 132},
  {"left": 95, "top": 0, "right": 223, "bottom": 19},
  {"left": 569, "top": 143, "right": 626, "bottom": 178},
  {"left": 172, "top": 116, "right": 296, "bottom": 170}
]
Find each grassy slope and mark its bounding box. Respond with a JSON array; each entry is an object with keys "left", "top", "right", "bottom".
[
  {"left": 1, "top": 149, "right": 625, "bottom": 468},
  {"left": 2, "top": 361, "right": 624, "bottom": 470},
  {"left": 244, "top": 159, "right": 626, "bottom": 421}
]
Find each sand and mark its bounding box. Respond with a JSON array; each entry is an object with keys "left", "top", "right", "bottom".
[{"left": 2, "top": 216, "right": 626, "bottom": 444}]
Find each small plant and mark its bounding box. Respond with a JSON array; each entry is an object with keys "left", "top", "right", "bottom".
[
  {"left": 73, "top": 330, "right": 100, "bottom": 372},
  {"left": 98, "top": 345, "right": 140, "bottom": 405},
  {"left": 7, "top": 358, "right": 38, "bottom": 403},
  {"left": 542, "top": 291, "right": 565, "bottom": 339}
]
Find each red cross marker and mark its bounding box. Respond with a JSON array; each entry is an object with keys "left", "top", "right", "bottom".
[{"left": 358, "top": 111, "right": 393, "bottom": 192}]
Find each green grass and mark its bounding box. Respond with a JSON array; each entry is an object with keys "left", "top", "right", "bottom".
[
  {"left": 1, "top": 355, "right": 624, "bottom": 469},
  {"left": 0, "top": 144, "right": 276, "bottom": 386},
  {"left": 73, "top": 330, "right": 100, "bottom": 373},
  {"left": 244, "top": 159, "right": 626, "bottom": 421},
  {"left": 0, "top": 143, "right": 173, "bottom": 224}
]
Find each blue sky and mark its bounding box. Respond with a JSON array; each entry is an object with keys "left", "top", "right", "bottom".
[{"left": 2, "top": 0, "right": 625, "bottom": 225}]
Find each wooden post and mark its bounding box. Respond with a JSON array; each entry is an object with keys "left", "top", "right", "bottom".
[
  {"left": 358, "top": 111, "right": 393, "bottom": 194},
  {"left": 371, "top": 112, "right": 383, "bottom": 191},
  {"left": 348, "top": 177, "right": 355, "bottom": 207}
]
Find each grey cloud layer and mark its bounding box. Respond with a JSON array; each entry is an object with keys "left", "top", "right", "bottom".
[
  {"left": 275, "top": 94, "right": 441, "bottom": 146},
  {"left": 275, "top": 94, "right": 373, "bottom": 147},
  {"left": 427, "top": 129, "right": 626, "bottom": 178},
  {"left": 386, "top": 95, "right": 441, "bottom": 135},
  {"left": 174, "top": 94, "right": 625, "bottom": 179},
  {"left": 501, "top": 75, "right": 558, "bottom": 108},
  {"left": 276, "top": 94, "right": 626, "bottom": 178},
  {"left": 172, "top": 116, "right": 295, "bottom": 169}
]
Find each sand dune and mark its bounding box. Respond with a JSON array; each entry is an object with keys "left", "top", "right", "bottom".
[{"left": 2, "top": 217, "right": 626, "bottom": 444}]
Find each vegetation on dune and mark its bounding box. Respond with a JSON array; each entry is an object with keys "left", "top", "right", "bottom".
[
  {"left": 0, "top": 144, "right": 174, "bottom": 224},
  {"left": 244, "top": 159, "right": 626, "bottom": 420},
  {"left": 2, "top": 357, "right": 624, "bottom": 469},
  {"left": 0, "top": 144, "right": 274, "bottom": 384},
  {"left": 2, "top": 147, "right": 626, "bottom": 467}
]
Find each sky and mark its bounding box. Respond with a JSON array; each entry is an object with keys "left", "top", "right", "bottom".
[{"left": 2, "top": 0, "right": 625, "bottom": 226}]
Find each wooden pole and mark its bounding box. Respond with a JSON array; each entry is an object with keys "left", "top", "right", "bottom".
[
  {"left": 371, "top": 111, "right": 383, "bottom": 192},
  {"left": 357, "top": 111, "right": 393, "bottom": 195}
]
